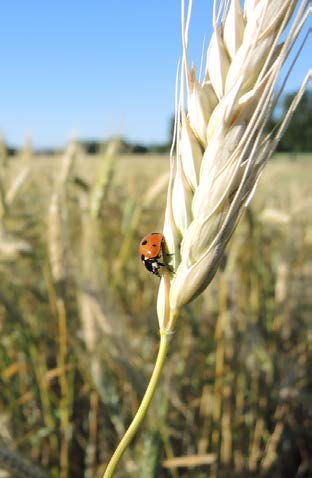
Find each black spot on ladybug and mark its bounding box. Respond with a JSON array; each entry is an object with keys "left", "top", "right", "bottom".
[
  {"left": 152, "top": 244, "right": 157, "bottom": 247},
  {"left": 141, "top": 240, "right": 147, "bottom": 245},
  {"left": 141, "top": 254, "right": 145, "bottom": 261}
]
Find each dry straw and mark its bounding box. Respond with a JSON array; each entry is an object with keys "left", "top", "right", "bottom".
[{"left": 103, "top": 1, "right": 310, "bottom": 476}]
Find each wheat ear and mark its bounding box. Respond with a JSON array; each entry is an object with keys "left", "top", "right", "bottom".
[
  {"left": 157, "top": 0, "right": 311, "bottom": 332},
  {"left": 103, "top": 1, "right": 309, "bottom": 476}
]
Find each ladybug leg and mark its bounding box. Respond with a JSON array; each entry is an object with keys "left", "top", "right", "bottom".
[
  {"left": 159, "top": 261, "right": 175, "bottom": 274},
  {"left": 161, "top": 251, "right": 175, "bottom": 274}
]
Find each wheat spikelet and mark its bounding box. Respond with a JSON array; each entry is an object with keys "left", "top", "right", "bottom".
[
  {"left": 5, "top": 167, "right": 30, "bottom": 206},
  {"left": 21, "top": 135, "right": 33, "bottom": 162},
  {"left": 90, "top": 138, "right": 120, "bottom": 218},
  {"left": 48, "top": 142, "right": 77, "bottom": 283},
  {"left": 0, "top": 135, "right": 7, "bottom": 167},
  {"left": 157, "top": 0, "right": 310, "bottom": 331}
]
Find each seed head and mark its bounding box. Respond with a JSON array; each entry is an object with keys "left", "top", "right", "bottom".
[{"left": 157, "top": 0, "right": 310, "bottom": 331}]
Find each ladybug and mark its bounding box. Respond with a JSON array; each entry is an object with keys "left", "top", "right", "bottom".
[{"left": 139, "top": 232, "right": 166, "bottom": 277}]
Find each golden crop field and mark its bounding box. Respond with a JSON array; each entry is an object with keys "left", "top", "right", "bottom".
[{"left": 0, "top": 148, "right": 311, "bottom": 478}]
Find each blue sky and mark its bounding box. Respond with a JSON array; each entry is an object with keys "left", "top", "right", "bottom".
[{"left": 0, "top": 1, "right": 310, "bottom": 149}]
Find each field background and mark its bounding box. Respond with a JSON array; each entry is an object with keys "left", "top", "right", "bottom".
[{"left": 0, "top": 148, "right": 311, "bottom": 478}]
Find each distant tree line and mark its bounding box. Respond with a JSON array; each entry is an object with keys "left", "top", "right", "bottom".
[
  {"left": 3, "top": 90, "right": 311, "bottom": 157},
  {"left": 273, "top": 89, "right": 312, "bottom": 152},
  {"left": 78, "top": 138, "right": 171, "bottom": 155}
]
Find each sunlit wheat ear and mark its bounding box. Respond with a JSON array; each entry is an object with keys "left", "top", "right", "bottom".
[
  {"left": 48, "top": 142, "right": 77, "bottom": 283},
  {"left": 21, "top": 135, "right": 33, "bottom": 162},
  {"left": 90, "top": 138, "right": 120, "bottom": 218},
  {"left": 0, "top": 135, "right": 7, "bottom": 167},
  {"left": 157, "top": 0, "right": 310, "bottom": 332},
  {"left": 5, "top": 167, "right": 30, "bottom": 206}
]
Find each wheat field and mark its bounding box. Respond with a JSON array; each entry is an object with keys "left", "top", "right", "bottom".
[{"left": 0, "top": 149, "right": 311, "bottom": 478}]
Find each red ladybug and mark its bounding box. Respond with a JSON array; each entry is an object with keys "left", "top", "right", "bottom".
[{"left": 139, "top": 232, "right": 165, "bottom": 276}]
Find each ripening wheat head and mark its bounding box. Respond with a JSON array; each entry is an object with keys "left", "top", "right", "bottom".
[{"left": 157, "top": 0, "right": 310, "bottom": 331}]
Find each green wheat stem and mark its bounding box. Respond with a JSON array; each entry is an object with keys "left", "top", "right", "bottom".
[{"left": 102, "top": 329, "right": 171, "bottom": 478}]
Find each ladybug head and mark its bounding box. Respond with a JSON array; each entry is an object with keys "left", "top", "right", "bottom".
[{"left": 142, "top": 257, "right": 161, "bottom": 277}]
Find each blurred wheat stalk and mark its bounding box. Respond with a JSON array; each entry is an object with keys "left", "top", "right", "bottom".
[
  {"left": 47, "top": 141, "right": 77, "bottom": 478},
  {"left": 104, "top": 0, "right": 311, "bottom": 476}
]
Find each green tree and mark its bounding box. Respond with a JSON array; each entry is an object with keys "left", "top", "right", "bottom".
[{"left": 277, "top": 89, "right": 312, "bottom": 152}]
